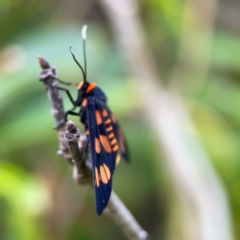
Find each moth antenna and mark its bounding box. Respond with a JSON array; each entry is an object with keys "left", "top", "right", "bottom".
[
  {"left": 82, "top": 25, "right": 88, "bottom": 81},
  {"left": 69, "top": 46, "right": 86, "bottom": 82}
]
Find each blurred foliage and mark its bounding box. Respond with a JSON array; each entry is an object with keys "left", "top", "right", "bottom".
[
  {"left": 0, "top": 161, "right": 51, "bottom": 240},
  {"left": 1, "top": 0, "right": 240, "bottom": 239},
  {"left": 0, "top": 13, "right": 162, "bottom": 240}
]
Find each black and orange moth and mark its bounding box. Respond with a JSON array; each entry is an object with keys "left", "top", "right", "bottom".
[{"left": 43, "top": 25, "right": 129, "bottom": 216}]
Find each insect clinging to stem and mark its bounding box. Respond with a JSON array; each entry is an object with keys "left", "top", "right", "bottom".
[{"left": 40, "top": 25, "right": 129, "bottom": 216}]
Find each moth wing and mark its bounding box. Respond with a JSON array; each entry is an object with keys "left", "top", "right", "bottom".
[{"left": 87, "top": 97, "right": 117, "bottom": 215}]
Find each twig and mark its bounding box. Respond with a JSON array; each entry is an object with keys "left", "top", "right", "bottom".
[
  {"left": 64, "top": 120, "right": 92, "bottom": 185},
  {"left": 38, "top": 56, "right": 72, "bottom": 164},
  {"left": 38, "top": 56, "right": 149, "bottom": 240},
  {"left": 106, "top": 192, "right": 149, "bottom": 240}
]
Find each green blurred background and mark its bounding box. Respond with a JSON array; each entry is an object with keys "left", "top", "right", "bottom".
[{"left": 1, "top": 0, "right": 240, "bottom": 239}]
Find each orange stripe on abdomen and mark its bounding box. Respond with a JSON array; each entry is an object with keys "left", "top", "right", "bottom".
[
  {"left": 110, "top": 138, "right": 117, "bottom": 145},
  {"left": 112, "top": 144, "right": 119, "bottom": 151},
  {"left": 102, "top": 109, "right": 108, "bottom": 117},
  {"left": 106, "top": 126, "right": 113, "bottom": 132},
  {"left": 105, "top": 118, "right": 111, "bottom": 124},
  {"left": 108, "top": 132, "right": 114, "bottom": 139}
]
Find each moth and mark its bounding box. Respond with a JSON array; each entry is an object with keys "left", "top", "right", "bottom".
[{"left": 43, "top": 25, "right": 129, "bottom": 216}]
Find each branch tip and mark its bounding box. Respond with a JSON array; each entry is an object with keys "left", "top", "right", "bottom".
[{"left": 38, "top": 55, "right": 51, "bottom": 69}]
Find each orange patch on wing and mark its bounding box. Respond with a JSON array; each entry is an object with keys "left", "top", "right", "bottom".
[
  {"left": 108, "top": 132, "right": 114, "bottom": 139},
  {"left": 78, "top": 81, "right": 84, "bottom": 90},
  {"left": 103, "top": 164, "right": 111, "bottom": 180},
  {"left": 95, "top": 167, "right": 100, "bottom": 187},
  {"left": 112, "top": 144, "right": 119, "bottom": 151},
  {"left": 100, "top": 135, "right": 111, "bottom": 153},
  {"left": 105, "top": 118, "right": 111, "bottom": 124},
  {"left": 100, "top": 165, "right": 109, "bottom": 184},
  {"left": 118, "top": 129, "right": 126, "bottom": 153},
  {"left": 102, "top": 109, "right": 108, "bottom": 117},
  {"left": 110, "top": 138, "right": 117, "bottom": 145},
  {"left": 95, "top": 111, "right": 102, "bottom": 125},
  {"left": 82, "top": 98, "right": 87, "bottom": 107},
  {"left": 86, "top": 83, "right": 96, "bottom": 93},
  {"left": 95, "top": 138, "right": 101, "bottom": 153},
  {"left": 106, "top": 126, "right": 113, "bottom": 132},
  {"left": 115, "top": 154, "right": 121, "bottom": 165}
]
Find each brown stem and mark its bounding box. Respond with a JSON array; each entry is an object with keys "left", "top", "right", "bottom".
[
  {"left": 64, "top": 120, "right": 92, "bottom": 185},
  {"left": 38, "top": 56, "right": 71, "bottom": 163}
]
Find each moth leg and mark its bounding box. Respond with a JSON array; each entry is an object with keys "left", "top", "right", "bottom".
[
  {"left": 54, "top": 108, "right": 79, "bottom": 129},
  {"left": 65, "top": 108, "right": 79, "bottom": 121},
  {"left": 54, "top": 78, "right": 78, "bottom": 86},
  {"left": 44, "top": 81, "right": 75, "bottom": 105}
]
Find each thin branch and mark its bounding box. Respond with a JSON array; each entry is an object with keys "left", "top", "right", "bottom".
[
  {"left": 38, "top": 56, "right": 72, "bottom": 164},
  {"left": 64, "top": 120, "right": 92, "bottom": 185},
  {"left": 38, "top": 56, "right": 149, "bottom": 240},
  {"left": 106, "top": 192, "right": 149, "bottom": 240}
]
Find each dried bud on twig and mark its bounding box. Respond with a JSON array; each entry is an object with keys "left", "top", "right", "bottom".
[{"left": 37, "top": 55, "right": 51, "bottom": 69}]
